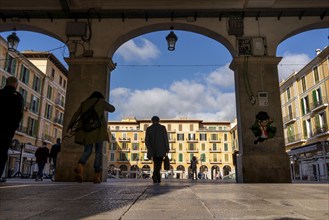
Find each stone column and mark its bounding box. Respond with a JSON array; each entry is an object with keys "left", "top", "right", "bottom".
[
  {"left": 56, "top": 57, "right": 116, "bottom": 182},
  {"left": 230, "top": 56, "right": 291, "bottom": 183}
]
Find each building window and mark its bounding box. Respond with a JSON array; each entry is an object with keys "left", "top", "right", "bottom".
[
  {"left": 19, "top": 87, "right": 27, "bottom": 105},
  {"left": 312, "top": 88, "right": 322, "bottom": 109},
  {"left": 224, "top": 133, "right": 228, "bottom": 141},
  {"left": 313, "top": 66, "right": 319, "bottom": 84},
  {"left": 119, "top": 153, "right": 128, "bottom": 161},
  {"left": 224, "top": 143, "right": 228, "bottom": 151},
  {"left": 179, "top": 153, "right": 183, "bottom": 162},
  {"left": 47, "top": 85, "right": 53, "bottom": 100},
  {"left": 212, "top": 154, "right": 218, "bottom": 162},
  {"left": 177, "top": 133, "right": 184, "bottom": 141},
  {"left": 133, "top": 133, "right": 138, "bottom": 141},
  {"left": 201, "top": 143, "right": 205, "bottom": 151},
  {"left": 301, "top": 76, "right": 306, "bottom": 92},
  {"left": 110, "top": 143, "right": 117, "bottom": 150},
  {"left": 131, "top": 153, "right": 139, "bottom": 161},
  {"left": 209, "top": 126, "right": 216, "bottom": 131},
  {"left": 201, "top": 153, "right": 206, "bottom": 162},
  {"left": 27, "top": 117, "right": 37, "bottom": 137},
  {"left": 132, "top": 143, "right": 139, "bottom": 151},
  {"left": 32, "top": 75, "right": 41, "bottom": 93},
  {"left": 122, "top": 142, "right": 128, "bottom": 150},
  {"left": 63, "top": 79, "right": 66, "bottom": 88},
  {"left": 188, "top": 143, "right": 196, "bottom": 151},
  {"left": 190, "top": 124, "right": 194, "bottom": 131},
  {"left": 110, "top": 153, "right": 115, "bottom": 161},
  {"left": 212, "top": 143, "right": 217, "bottom": 151},
  {"left": 211, "top": 134, "right": 218, "bottom": 141},
  {"left": 4, "top": 54, "right": 16, "bottom": 75},
  {"left": 315, "top": 112, "right": 327, "bottom": 133},
  {"left": 224, "top": 154, "right": 229, "bottom": 162},
  {"left": 200, "top": 133, "right": 207, "bottom": 141},
  {"left": 45, "top": 103, "right": 53, "bottom": 120},
  {"left": 20, "top": 65, "right": 30, "bottom": 85},
  {"left": 301, "top": 96, "right": 310, "bottom": 115},
  {"left": 188, "top": 133, "right": 195, "bottom": 140},
  {"left": 287, "top": 125, "right": 295, "bottom": 142},
  {"left": 168, "top": 124, "right": 171, "bottom": 131},
  {"left": 302, "top": 119, "right": 312, "bottom": 139},
  {"left": 179, "top": 124, "right": 182, "bottom": 131},
  {"left": 30, "top": 95, "right": 39, "bottom": 113},
  {"left": 51, "top": 68, "right": 55, "bottom": 78},
  {"left": 59, "top": 76, "right": 63, "bottom": 85},
  {"left": 179, "top": 143, "right": 182, "bottom": 151},
  {"left": 286, "top": 87, "right": 291, "bottom": 100}
]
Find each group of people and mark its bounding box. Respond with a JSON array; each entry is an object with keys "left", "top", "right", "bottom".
[{"left": 1, "top": 76, "right": 170, "bottom": 184}]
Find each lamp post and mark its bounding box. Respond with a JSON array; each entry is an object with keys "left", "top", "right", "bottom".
[
  {"left": 166, "top": 26, "right": 178, "bottom": 51},
  {"left": 7, "top": 31, "right": 20, "bottom": 52}
]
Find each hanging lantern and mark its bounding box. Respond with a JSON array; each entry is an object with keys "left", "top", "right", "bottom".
[
  {"left": 7, "top": 31, "right": 20, "bottom": 52},
  {"left": 166, "top": 27, "right": 178, "bottom": 51}
]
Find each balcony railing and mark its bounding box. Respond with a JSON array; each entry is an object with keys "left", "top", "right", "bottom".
[
  {"left": 120, "top": 147, "right": 130, "bottom": 152},
  {"left": 55, "top": 98, "right": 65, "bottom": 108},
  {"left": 312, "top": 126, "right": 328, "bottom": 136},
  {"left": 209, "top": 159, "right": 222, "bottom": 164},
  {"left": 283, "top": 113, "right": 297, "bottom": 124},
  {"left": 186, "top": 148, "right": 198, "bottom": 153},
  {"left": 209, "top": 138, "right": 221, "bottom": 143},
  {"left": 119, "top": 137, "right": 131, "bottom": 142},
  {"left": 285, "top": 133, "right": 304, "bottom": 143},
  {"left": 186, "top": 138, "right": 198, "bottom": 143},
  {"left": 310, "top": 96, "right": 328, "bottom": 112},
  {"left": 209, "top": 148, "right": 222, "bottom": 153}
]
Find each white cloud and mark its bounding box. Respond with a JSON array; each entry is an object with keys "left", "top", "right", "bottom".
[
  {"left": 278, "top": 52, "right": 311, "bottom": 81},
  {"left": 116, "top": 38, "right": 160, "bottom": 62},
  {"left": 205, "top": 64, "right": 234, "bottom": 88},
  {"left": 110, "top": 65, "right": 237, "bottom": 122}
]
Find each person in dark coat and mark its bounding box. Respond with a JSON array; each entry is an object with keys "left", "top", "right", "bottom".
[
  {"left": 49, "top": 138, "right": 61, "bottom": 181},
  {"left": 0, "top": 76, "right": 23, "bottom": 182},
  {"left": 145, "top": 116, "right": 169, "bottom": 183},
  {"left": 35, "top": 142, "right": 50, "bottom": 181},
  {"left": 67, "top": 91, "right": 115, "bottom": 183},
  {"left": 190, "top": 156, "right": 198, "bottom": 180}
]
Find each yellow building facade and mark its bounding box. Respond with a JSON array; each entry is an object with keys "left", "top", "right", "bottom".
[
  {"left": 107, "top": 117, "right": 236, "bottom": 179},
  {"left": 0, "top": 36, "right": 67, "bottom": 178},
  {"left": 280, "top": 47, "right": 329, "bottom": 181}
]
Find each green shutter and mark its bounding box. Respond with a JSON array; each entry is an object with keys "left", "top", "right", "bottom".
[
  {"left": 301, "top": 99, "right": 305, "bottom": 115},
  {"left": 312, "top": 90, "right": 317, "bottom": 104}
]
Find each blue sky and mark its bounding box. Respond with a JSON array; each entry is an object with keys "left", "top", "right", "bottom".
[{"left": 1, "top": 28, "right": 328, "bottom": 122}]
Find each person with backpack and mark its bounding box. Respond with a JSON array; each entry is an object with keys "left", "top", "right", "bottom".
[{"left": 67, "top": 91, "right": 115, "bottom": 183}]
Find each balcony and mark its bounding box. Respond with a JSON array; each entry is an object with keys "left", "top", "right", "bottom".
[
  {"left": 186, "top": 138, "right": 198, "bottom": 143},
  {"left": 285, "top": 133, "right": 305, "bottom": 144},
  {"left": 312, "top": 126, "right": 329, "bottom": 137},
  {"left": 117, "top": 159, "right": 129, "bottom": 163},
  {"left": 186, "top": 147, "right": 198, "bottom": 153},
  {"left": 118, "top": 137, "right": 131, "bottom": 142},
  {"left": 120, "top": 147, "right": 130, "bottom": 152},
  {"left": 170, "top": 159, "right": 176, "bottom": 164},
  {"left": 209, "top": 159, "right": 222, "bottom": 164},
  {"left": 141, "top": 148, "right": 148, "bottom": 152},
  {"left": 169, "top": 138, "right": 176, "bottom": 143},
  {"left": 283, "top": 113, "right": 297, "bottom": 125},
  {"left": 167, "top": 129, "right": 176, "bottom": 133},
  {"left": 311, "top": 97, "right": 328, "bottom": 112},
  {"left": 169, "top": 147, "right": 176, "bottom": 153},
  {"left": 209, "top": 138, "right": 221, "bottom": 143},
  {"left": 55, "top": 98, "right": 65, "bottom": 108},
  {"left": 53, "top": 117, "right": 63, "bottom": 125},
  {"left": 209, "top": 148, "right": 222, "bottom": 153}
]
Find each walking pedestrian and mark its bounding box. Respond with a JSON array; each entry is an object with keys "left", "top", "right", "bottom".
[
  {"left": 67, "top": 91, "right": 115, "bottom": 183},
  {"left": 35, "top": 142, "right": 50, "bottom": 181},
  {"left": 0, "top": 76, "right": 23, "bottom": 182},
  {"left": 49, "top": 138, "right": 61, "bottom": 181},
  {"left": 190, "top": 156, "right": 198, "bottom": 180},
  {"left": 145, "top": 116, "right": 169, "bottom": 183}
]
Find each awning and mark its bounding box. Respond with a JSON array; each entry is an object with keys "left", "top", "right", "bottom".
[
  {"left": 287, "top": 144, "right": 319, "bottom": 156},
  {"left": 7, "top": 149, "right": 35, "bottom": 159}
]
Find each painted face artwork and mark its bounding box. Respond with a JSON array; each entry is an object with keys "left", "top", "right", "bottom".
[{"left": 251, "top": 111, "right": 277, "bottom": 144}]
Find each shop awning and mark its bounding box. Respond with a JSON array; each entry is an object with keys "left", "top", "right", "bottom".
[{"left": 287, "top": 144, "right": 319, "bottom": 156}]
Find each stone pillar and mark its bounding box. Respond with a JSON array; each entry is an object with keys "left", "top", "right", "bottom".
[
  {"left": 230, "top": 56, "right": 291, "bottom": 183},
  {"left": 56, "top": 57, "right": 116, "bottom": 182}
]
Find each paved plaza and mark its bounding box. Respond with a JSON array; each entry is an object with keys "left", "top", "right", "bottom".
[{"left": 0, "top": 178, "right": 328, "bottom": 220}]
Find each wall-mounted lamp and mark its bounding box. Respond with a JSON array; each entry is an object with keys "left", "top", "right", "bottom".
[
  {"left": 7, "top": 30, "right": 20, "bottom": 52},
  {"left": 166, "top": 26, "right": 178, "bottom": 51}
]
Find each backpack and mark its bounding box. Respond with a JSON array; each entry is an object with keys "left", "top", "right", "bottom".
[{"left": 81, "top": 99, "right": 102, "bottom": 132}]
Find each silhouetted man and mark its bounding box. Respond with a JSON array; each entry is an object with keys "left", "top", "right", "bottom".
[
  {"left": 49, "top": 138, "right": 61, "bottom": 181},
  {"left": 145, "top": 116, "right": 169, "bottom": 183},
  {"left": 0, "top": 77, "right": 23, "bottom": 182}
]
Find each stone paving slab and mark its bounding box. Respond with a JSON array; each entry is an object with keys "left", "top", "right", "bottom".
[{"left": 0, "top": 179, "right": 328, "bottom": 220}]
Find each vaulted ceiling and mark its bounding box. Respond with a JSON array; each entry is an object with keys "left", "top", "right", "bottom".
[{"left": 0, "top": 0, "right": 328, "bottom": 21}]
